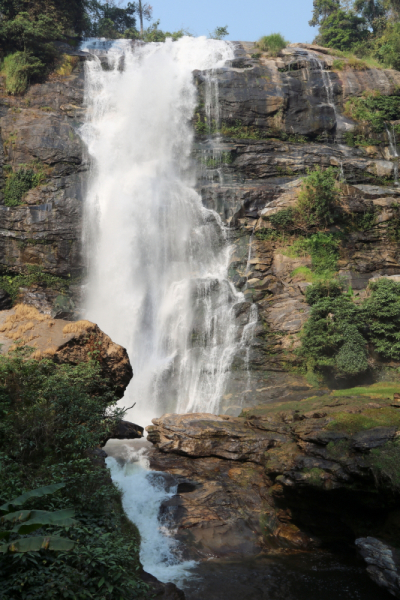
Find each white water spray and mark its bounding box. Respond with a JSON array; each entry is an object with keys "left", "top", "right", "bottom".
[{"left": 82, "top": 38, "right": 247, "bottom": 425}]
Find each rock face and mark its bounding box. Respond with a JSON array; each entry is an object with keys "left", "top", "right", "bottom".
[
  {"left": 0, "top": 63, "right": 86, "bottom": 278},
  {"left": 193, "top": 42, "right": 400, "bottom": 407},
  {"left": 356, "top": 537, "right": 400, "bottom": 598},
  {"left": 147, "top": 393, "right": 400, "bottom": 561},
  {"left": 0, "top": 304, "right": 133, "bottom": 397}
]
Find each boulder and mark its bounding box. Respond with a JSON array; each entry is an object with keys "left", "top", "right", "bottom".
[
  {"left": 0, "top": 304, "right": 133, "bottom": 397},
  {"left": 356, "top": 537, "right": 400, "bottom": 598}
]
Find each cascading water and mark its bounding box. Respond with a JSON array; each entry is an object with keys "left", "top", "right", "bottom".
[
  {"left": 385, "top": 123, "right": 399, "bottom": 185},
  {"left": 81, "top": 37, "right": 248, "bottom": 425}
]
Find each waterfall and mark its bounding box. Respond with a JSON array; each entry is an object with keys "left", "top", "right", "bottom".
[
  {"left": 385, "top": 123, "right": 399, "bottom": 186},
  {"left": 81, "top": 37, "right": 247, "bottom": 425}
]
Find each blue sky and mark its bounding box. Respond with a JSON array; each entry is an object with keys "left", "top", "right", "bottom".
[{"left": 129, "top": 0, "right": 317, "bottom": 43}]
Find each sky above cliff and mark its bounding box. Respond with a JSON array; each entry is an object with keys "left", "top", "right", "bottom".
[{"left": 141, "top": 0, "right": 316, "bottom": 43}]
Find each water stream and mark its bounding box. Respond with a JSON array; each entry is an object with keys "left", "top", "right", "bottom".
[{"left": 385, "top": 123, "right": 399, "bottom": 185}]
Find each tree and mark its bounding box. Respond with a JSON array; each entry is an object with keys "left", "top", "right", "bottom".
[
  {"left": 209, "top": 25, "right": 229, "bottom": 40},
  {"left": 354, "top": 0, "right": 386, "bottom": 32},
  {"left": 137, "top": 0, "right": 152, "bottom": 37},
  {"left": 317, "top": 8, "right": 369, "bottom": 50},
  {"left": 309, "top": 0, "right": 341, "bottom": 26}
]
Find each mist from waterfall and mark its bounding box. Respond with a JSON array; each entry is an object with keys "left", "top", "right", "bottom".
[{"left": 81, "top": 37, "right": 243, "bottom": 425}]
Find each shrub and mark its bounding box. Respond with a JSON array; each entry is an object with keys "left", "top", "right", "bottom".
[
  {"left": 344, "top": 92, "right": 400, "bottom": 133},
  {"left": 0, "top": 352, "right": 147, "bottom": 599},
  {"left": 268, "top": 168, "right": 340, "bottom": 234},
  {"left": 256, "top": 33, "right": 288, "bottom": 56},
  {"left": 54, "top": 54, "right": 79, "bottom": 77},
  {"left": 363, "top": 278, "right": 400, "bottom": 360},
  {"left": 299, "top": 294, "right": 368, "bottom": 377},
  {"left": 4, "top": 167, "right": 45, "bottom": 206},
  {"left": 305, "top": 279, "right": 344, "bottom": 305},
  {"left": 2, "top": 52, "right": 44, "bottom": 95}
]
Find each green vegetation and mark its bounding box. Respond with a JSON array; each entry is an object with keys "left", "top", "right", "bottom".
[
  {"left": 209, "top": 25, "right": 229, "bottom": 40},
  {"left": 285, "top": 232, "right": 340, "bottom": 281},
  {"left": 344, "top": 91, "right": 400, "bottom": 133},
  {"left": 363, "top": 277, "right": 400, "bottom": 360},
  {"left": 0, "top": 484, "right": 76, "bottom": 554},
  {"left": 4, "top": 166, "right": 45, "bottom": 206},
  {"left": 368, "top": 440, "right": 400, "bottom": 489},
  {"left": 300, "top": 282, "right": 368, "bottom": 377},
  {"left": 299, "top": 277, "right": 400, "bottom": 379},
  {"left": 267, "top": 167, "right": 340, "bottom": 234},
  {"left": 309, "top": 1, "right": 400, "bottom": 70},
  {"left": 255, "top": 33, "right": 288, "bottom": 56},
  {"left": 0, "top": 265, "right": 70, "bottom": 303},
  {"left": 0, "top": 349, "right": 147, "bottom": 599},
  {"left": 327, "top": 406, "right": 400, "bottom": 433},
  {"left": 333, "top": 381, "right": 400, "bottom": 398}
]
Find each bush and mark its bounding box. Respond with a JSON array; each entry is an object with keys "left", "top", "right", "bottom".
[
  {"left": 305, "top": 279, "right": 344, "bottom": 305},
  {"left": 2, "top": 52, "right": 44, "bottom": 95},
  {"left": 344, "top": 92, "right": 400, "bottom": 133},
  {"left": 267, "top": 168, "right": 340, "bottom": 234},
  {"left": 0, "top": 352, "right": 120, "bottom": 462},
  {"left": 363, "top": 278, "right": 400, "bottom": 360},
  {"left": 299, "top": 294, "right": 368, "bottom": 377},
  {"left": 256, "top": 33, "right": 288, "bottom": 56},
  {"left": 0, "top": 352, "right": 148, "bottom": 599},
  {"left": 4, "top": 167, "right": 45, "bottom": 206}
]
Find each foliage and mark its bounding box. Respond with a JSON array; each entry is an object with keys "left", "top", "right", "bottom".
[
  {"left": 317, "top": 9, "right": 369, "bottom": 51},
  {"left": 309, "top": 0, "right": 341, "bottom": 26},
  {"left": 0, "top": 265, "right": 69, "bottom": 303},
  {"left": 86, "top": 1, "right": 137, "bottom": 38},
  {"left": 362, "top": 277, "right": 400, "bottom": 360},
  {"left": 4, "top": 167, "right": 45, "bottom": 206},
  {"left": 0, "top": 352, "right": 147, "bottom": 599},
  {"left": 375, "top": 21, "right": 400, "bottom": 69},
  {"left": 368, "top": 440, "right": 400, "bottom": 489},
  {"left": 299, "top": 292, "right": 369, "bottom": 376},
  {"left": 267, "top": 167, "right": 340, "bottom": 234},
  {"left": 0, "top": 484, "right": 75, "bottom": 554},
  {"left": 344, "top": 91, "right": 400, "bottom": 133},
  {"left": 142, "top": 20, "right": 189, "bottom": 42},
  {"left": 256, "top": 33, "right": 288, "bottom": 56},
  {"left": 1, "top": 52, "right": 44, "bottom": 95},
  {"left": 285, "top": 232, "right": 340, "bottom": 279},
  {"left": 309, "top": 0, "right": 400, "bottom": 70},
  {"left": 300, "top": 276, "right": 400, "bottom": 378},
  {"left": 0, "top": 352, "right": 120, "bottom": 462},
  {"left": 209, "top": 25, "right": 229, "bottom": 40},
  {"left": 54, "top": 54, "right": 79, "bottom": 77}
]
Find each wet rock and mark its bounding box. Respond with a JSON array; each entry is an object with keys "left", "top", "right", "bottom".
[
  {"left": 147, "top": 413, "right": 288, "bottom": 464},
  {"left": 356, "top": 537, "right": 400, "bottom": 598},
  {"left": 352, "top": 427, "right": 397, "bottom": 452},
  {"left": 140, "top": 570, "right": 186, "bottom": 600}
]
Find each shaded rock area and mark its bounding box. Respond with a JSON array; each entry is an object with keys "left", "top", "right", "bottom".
[
  {"left": 146, "top": 390, "right": 400, "bottom": 596},
  {"left": 0, "top": 304, "right": 132, "bottom": 397},
  {"left": 356, "top": 537, "right": 400, "bottom": 598}
]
